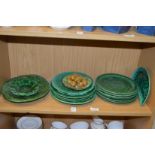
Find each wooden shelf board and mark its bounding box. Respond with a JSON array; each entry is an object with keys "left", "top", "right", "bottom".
[
  {"left": 0, "top": 95, "right": 152, "bottom": 116},
  {"left": 0, "top": 26, "right": 155, "bottom": 43}
]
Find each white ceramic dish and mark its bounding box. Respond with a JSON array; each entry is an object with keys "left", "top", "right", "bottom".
[
  {"left": 106, "top": 121, "right": 124, "bottom": 129},
  {"left": 70, "top": 121, "right": 89, "bottom": 129},
  {"left": 50, "top": 26, "right": 71, "bottom": 30},
  {"left": 51, "top": 121, "right": 68, "bottom": 129},
  {"left": 17, "top": 116, "right": 43, "bottom": 129}
]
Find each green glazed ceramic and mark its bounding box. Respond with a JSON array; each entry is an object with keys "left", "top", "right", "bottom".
[
  {"left": 51, "top": 91, "right": 96, "bottom": 105},
  {"left": 62, "top": 73, "right": 92, "bottom": 90},
  {"left": 97, "top": 91, "right": 137, "bottom": 104},
  {"left": 51, "top": 72, "right": 95, "bottom": 96},
  {"left": 96, "top": 87, "right": 137, "bottom": 100},
  {"left": 2, "top": 75, "right": 49, "bottom": 103},
  {"left": 96, "top": 85, "right": 137, "bottom": 98},
  {"left": 9, "top": 78, "right": 39, "bottom": 97},
  {"left": 50, "top": 84, "right": 96, "bottom": 99},
  {"left": 131, "top": 67, "right": 150, "bottom": 105},
  {"left": 96, "top": 73, "right": 137, "bottom": 95}
]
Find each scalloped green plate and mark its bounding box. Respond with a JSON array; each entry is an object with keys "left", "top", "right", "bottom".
[
  {"left": 51, "top": 91, "right": 96, "bottom": 105},
  {"left": 51, "top": 72, "right": 95, "bottom": 96},
  {"left": 2, "top": 75, "right": 49, "bottom": 103},
  {"left": 50, "top": 84, "right": 96, "bottom": 99}
]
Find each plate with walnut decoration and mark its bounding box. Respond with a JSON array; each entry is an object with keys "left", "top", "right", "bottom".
[{"left": 62, "top": 73, "right": 92, "bottom": 90}]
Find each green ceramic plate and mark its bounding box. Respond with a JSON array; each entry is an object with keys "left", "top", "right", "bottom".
[
  {"left": 96, "top": 88, "right": 137, "bottom": 100},
  {"left": 2, "top": 75, "right": 49, "bottom": 103},
  {"left": 51, "top": 72, "right": 95, "bottom": 96},
  {"left": 97, "top": 91, "right": 137, "bottom": 104},
  {"left": 131, "top": 67, "right": 150, "bottom": 105},
  {"left": 96, "top": 85, "right": 137, "bottom": 98},
  {"left": 50, "top": 84, "right": 96, "bottom": 99},
  {"left": 9, "top": 78, "right": 39, "bottom": 97},
  {"left": 96, "top": 73, "right": 137, "bottom": 95},
  {"left": 51, "top": 91, "right": 96, "bottom": 105},
  {"left": 62, "top": 73, "right": 92, "bottom": 90}
]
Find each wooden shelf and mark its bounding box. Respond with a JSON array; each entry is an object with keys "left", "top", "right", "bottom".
[
  {"left": 0, "top": 26, "right": 155, "bottom": 43},
  {"left": 0, "top": 95, "right": 151, "bottom": 116}
]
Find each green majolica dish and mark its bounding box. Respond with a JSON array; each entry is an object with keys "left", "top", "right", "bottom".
[
  {"left": 96, "top": 88, "right": 137, "bottom": 100},
  {"left": 50, "top": 72, "right": 95, "bottom": 105},
  {"left": 62, "top": 73, "right": 92, "bottom": 90},
  {"left": 2, "top": 75, "right": 49, "bottom": 103},
  {"left": 50, "top": 84, "right": 96, "bottom": 99},
  {"left": 51, "top": 91, "right": 96, "bottom": 105},
  {"left": 96, "top": 85, "right": 137, "bottom": 98},
  {"left": 51, "top": 72, "right": 95, "bottom": 96},
  {"left": 96, "top": 73, "right": 137, "bottom": 95},
  {"left": 9, "top": 78, "right": 39, "bottom": 97},
  {"left": 97, "top": 91, "right": 137, "bottom": 104},
  {"left": 131, "top": 67, "right": 150, "bottom": 105}
]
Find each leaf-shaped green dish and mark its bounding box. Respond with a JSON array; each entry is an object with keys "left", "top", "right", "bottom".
[
  {"left": 2, "top": 75, "right": 49, "bottom": 103},
  {"left": 131, "top": 67, "right": 150, "bottom": 105}
]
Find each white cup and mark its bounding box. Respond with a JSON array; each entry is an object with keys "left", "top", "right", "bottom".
[
  {"left": 93, "top": 117, "right": 104, "bottom": 125},
  {"left": 106, "top": 121, "right": 124, "bottom": 129},
  {"left": 91, "top": 117, "right": 106, "bottom": 129},
  {"left": 90, "top": 121, "right": 106, "bottom": 129}
]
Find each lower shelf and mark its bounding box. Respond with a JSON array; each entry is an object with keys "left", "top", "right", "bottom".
[{"left": 0, "top": 94, "right": 152, "bottom": 116}]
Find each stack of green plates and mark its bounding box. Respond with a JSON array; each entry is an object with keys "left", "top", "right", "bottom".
[
  {"left": 96, "top": 73, "right": 138, "bottom": 104},
  {"left": 50, "top": 72, "right": 96, "bottom": 105},
  {"left": 2, "top": 75, "right": 49, "bottom": 103}
]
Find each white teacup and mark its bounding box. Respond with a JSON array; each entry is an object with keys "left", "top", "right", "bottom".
[
  {"left": 91, "top": 117, "right": 106, "bottom": 129},
  {"left": 106, "top": 121, "right": 124, "bottom": 129},
  {"left": 90, "top": 122, "right": 106, "bottom": 129},
  {"left": 93, "top": 117, "right": 104, "bottom": 125}
]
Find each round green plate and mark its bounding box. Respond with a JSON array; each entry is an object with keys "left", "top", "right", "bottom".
[
  {"left": 96, "top": 85, "right": 137, "bottom": 99},
  {"left": 50, "top": 84, "right": 96, "bottom": 99},
  {"left": 96, "top": 73, "right": 137, "bottom": 95},
  {"left": 2, "top": 75, "right": 49, "bottom": 103},
  {"left": 97, "top": 91, "right": 137, "bottom": 104},
  {"left": 96, "top": 88, "right": 137, "bottom": 100},
  {"left": 51, "top": 91, "right": 96, "bottom": 105},
  {"left": 62, "top": 73, "right": 92, "bottom": 90},
  {"left": 51, "top": 72, "right": 95, "bottom": 96}
]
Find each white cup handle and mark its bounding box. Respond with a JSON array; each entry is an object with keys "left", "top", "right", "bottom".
[{"left": 105, "top": 123, "right": 108, "bottom": 129}]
